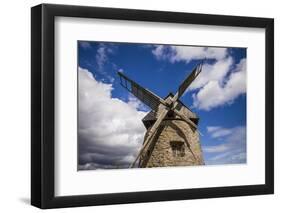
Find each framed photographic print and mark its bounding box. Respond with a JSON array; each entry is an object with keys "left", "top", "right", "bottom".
[{"left": 31, "top": 3, "right": 274, "bottom": 209}]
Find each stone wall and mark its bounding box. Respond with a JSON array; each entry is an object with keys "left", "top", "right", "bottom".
[{"left": 139, "top": 119, "right": 204, "bottom": 168}]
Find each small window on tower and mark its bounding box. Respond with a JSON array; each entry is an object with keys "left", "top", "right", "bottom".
[{"left": 170, "top": 141, "right": 185, "bottom": 157}]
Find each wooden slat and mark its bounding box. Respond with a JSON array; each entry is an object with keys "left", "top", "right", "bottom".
[
  {"left": 118, "top": 71, "right": 165, "bottom": 110},
  {"left": 177, "top": 61, "right": 203, "bottom": 98}
]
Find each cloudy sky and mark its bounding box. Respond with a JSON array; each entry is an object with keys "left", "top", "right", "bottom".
[{"left": 78, "top": 41, "right": 246, "bottom": 170}]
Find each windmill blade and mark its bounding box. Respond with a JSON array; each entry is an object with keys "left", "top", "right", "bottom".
[
  {"left": 118, "top": 71, "right": 165, "bottom": 111},
  {"left": 184, "top": 140, "right": 199, "bottom": 163},
  {"left": 130, "top": 108, "right": 169, "bottom": 168},
  {"left": 176, "top": 60, "right": 204, "bottom": 99}
]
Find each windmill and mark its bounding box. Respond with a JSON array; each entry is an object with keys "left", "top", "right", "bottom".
[{"left": 118, "top": 61, "right": 205, "bottom": 168}]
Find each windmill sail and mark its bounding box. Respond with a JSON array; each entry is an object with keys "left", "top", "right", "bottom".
[
  {"left": 118, "top": 71, "right": 164, "bottom": 110},
  {"left": 130, "top": 108, "right": 169, "bottom": 167},
  {"left": 177, "top": 61, "right": 203, "bottom": 98}
]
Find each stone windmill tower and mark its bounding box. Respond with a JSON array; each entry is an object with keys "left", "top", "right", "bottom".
[{"left": 118, "top": 61, "right": 205, "bottom": 168}]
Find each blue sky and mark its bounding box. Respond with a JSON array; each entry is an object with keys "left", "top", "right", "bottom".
[{"left": 78, "top": 41, "right": 246, "bottom": 169}]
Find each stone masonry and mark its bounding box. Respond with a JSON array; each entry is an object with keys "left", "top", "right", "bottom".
[{"left": 139, "top": 94, "right": 204, "bottom": 168}]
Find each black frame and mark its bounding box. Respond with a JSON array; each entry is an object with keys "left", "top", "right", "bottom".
[{"left": 31, "top": 3, "right": 274, "bottom": 209}]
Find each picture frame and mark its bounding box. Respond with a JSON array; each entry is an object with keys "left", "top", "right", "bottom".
[{"left": 31, "top": 3, "right": 274, "bottom": 209}]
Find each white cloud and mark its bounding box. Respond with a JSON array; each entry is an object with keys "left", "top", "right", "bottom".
[
  {"left": 207, "top": 151, "right": 246, "bottom": 164},
  {"left": 203, "top": 126, "right": 246, "bottom": 165},
  {"left": 188, "top": 57, "right": 233, "bottom": 90},
  {"left": 95, "top": 43, "right": 115, "bottom": 71},
  {"left": 94, "top": 43, "right": 115, "bottom": 83},
  {"left": 79, "top": 41, "right": 91, "bottom": 49},
  {"left": 96, "top": 45, "right": 107, "bottom": 71},
  {"left": 127, "top": 95, "right": 150, "bottom": 112},
  {"left": 207, "top": 126, "right": 232, "bottom": 138},
  {"left": 151, "top": 45, "right": 246, "bottom": 111},
  {"left": 207, "top": 126, "right": 221, "bottom": 133},
  {"left": 203, "top": 144, "right": 229, "bottom": 153},
  {"left": 192, "top": 58, "right": 246, "bottom": 110},
  {"left": 78, "top": 67, "right": 147, "bottom": 169},
  {"left": 152, "top": 45, "right": 228, "bottom": 63}
]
